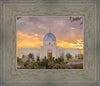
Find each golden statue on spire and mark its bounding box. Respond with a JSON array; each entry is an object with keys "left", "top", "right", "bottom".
[{"left": 49, "top": 26, "right": 51, "bottom": 32}]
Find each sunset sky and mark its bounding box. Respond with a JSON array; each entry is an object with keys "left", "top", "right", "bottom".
[{"left": 17, "top": 17, "right": 83, "bottom": 56}]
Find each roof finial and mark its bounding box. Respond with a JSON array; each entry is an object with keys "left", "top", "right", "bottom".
[{"left": 49, "top": 26, "right": 51, "bottom": 33}]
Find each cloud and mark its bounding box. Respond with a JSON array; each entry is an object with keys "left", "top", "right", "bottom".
[
  {"left": 17, "top": 17, "right": 83, "bottom": 42},
  {"left": 17, "top": 17, "right": 83, "bottom": 56},
  {"left": 57, "top": 39, "right": 83, "bottom": 49},
  {"left": 17, "top": 31, "right": 83, "bottom": 56},
  {"left": 17, "top": 31, "right": 43, "bottom": 56}
]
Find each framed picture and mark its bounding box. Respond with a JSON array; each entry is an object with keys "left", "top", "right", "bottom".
[
  {"left": 0, "top": 1, "right": 100, "bottom": 86},
  {"left": 17, "top": 16, "right": 83, "bottom": 69}
]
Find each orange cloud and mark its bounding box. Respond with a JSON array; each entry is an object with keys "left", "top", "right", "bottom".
[
  {"left": 17, "top": 31, "right": 43, "bottom": 56},
  {"left": 57, "top": 39, "right": 83, "bottom": 54},
  {"left": 17, "top": 31, "right": 83, "bottom": 56},
  {"left": 57, "top": 39, "right": 83, "bottom": 49}
]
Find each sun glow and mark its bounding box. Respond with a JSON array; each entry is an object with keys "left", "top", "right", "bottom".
[{"left": 17, "top": 31, "right": 83, "bottom": 56}]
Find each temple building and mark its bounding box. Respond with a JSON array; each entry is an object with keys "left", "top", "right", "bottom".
[{"left": 19, "top": 27, "right": 81, "bottom": 60}]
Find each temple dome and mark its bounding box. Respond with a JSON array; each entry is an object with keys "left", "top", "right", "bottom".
[{"left": 43, "top": 32, "right": 56, "bottom": 41}]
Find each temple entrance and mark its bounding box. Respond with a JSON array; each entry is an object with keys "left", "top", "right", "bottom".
[{"left": 48, "top": 52, "right": 52, "bottom": 59}]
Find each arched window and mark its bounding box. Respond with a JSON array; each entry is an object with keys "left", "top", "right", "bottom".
[
  {"left": 75, "top": 55, "right": 77, "bottom": 58},
  {"left": 22, "top": 55, "right": 25, "bottom": 58}
]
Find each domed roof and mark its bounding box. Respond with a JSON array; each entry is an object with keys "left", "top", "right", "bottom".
[{"left": 43, "top": 32, "right": 56, "bottom": 41}]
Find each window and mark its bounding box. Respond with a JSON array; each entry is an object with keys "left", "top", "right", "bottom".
[{"left": 22, "top": 55, "right": 25, "bottom": 58}]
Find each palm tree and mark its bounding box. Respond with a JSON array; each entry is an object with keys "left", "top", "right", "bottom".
[{"left": 41, "top": 56, "right": 49, "bottom": 68}]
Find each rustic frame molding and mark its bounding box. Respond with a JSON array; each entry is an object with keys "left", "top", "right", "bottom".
[{"left": 0, "top": 1, "right": 100, "bottom": 86}]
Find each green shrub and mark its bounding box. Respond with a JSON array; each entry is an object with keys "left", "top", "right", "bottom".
[
  {"left": 54, "top": 58, "right": 63, "bottom": 63},
  {"left": 66, "top": 53, "right": 72, "bottom": 60},
  {"left": 17, "top": 57, "right": 22, "bottom": 62},
  {"left": 37, "top": 58, "right": 40, "bottom": 61}
]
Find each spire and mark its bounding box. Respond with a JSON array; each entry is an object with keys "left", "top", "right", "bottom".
[{"left": 49, "top": 26, "right": 51, "bottom": 33}]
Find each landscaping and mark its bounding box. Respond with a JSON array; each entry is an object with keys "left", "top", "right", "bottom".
[{"left": 17, "top": 55, "right": 83, "bottom": 69}]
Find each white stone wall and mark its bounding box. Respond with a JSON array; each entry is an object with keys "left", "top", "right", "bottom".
[
  {"left": 40, "top": 41, "right": 60, "bottom": 59},
  {"left": 40, "top": 45, "right": 59, "bottom": 59},
  {"left": 43, "top": 41, "right": 56, "bottom": 46},
  {"left": 60, "top": 48, "right": 81, "bottom": 60},
  {"left": 19, "top": 46, "right": 81, "bottom": 61},
  {"left": 19, "top": 48, "right": 40, "bottom": 60},
  {"left": 18, "top": 32, "right": 81, "bottom": 61}
]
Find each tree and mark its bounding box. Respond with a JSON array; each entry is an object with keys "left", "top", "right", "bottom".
[
  {"left": 69, "top": 17, "right": 83, "bottom": 25},
  {"left": 52, "top": 57, "right": 55, "bottom": 61},
  {"left": 66, "top": 53, "right": 72, "bottom": 60},
  {"left": 17, "top": 57, "right": 22, "bottom": 62},
  {"left": 54, "top": 58, "right": 63, "bottom": 63},
  {"left": 37, "top": 57, "right": 40, "bottom": 61},
  {"left": 28, "top": 53, "right": 33, "bottom": 58},
  {"left": 28, "top": 53, "right": 34, "bottom": 60},
  {"left": 41, "top": 56, "right": 49, "bottom": 68},
  {"left": 81, "top": 54, "right": 83, "bottom": 59},
  {"left": 24, "top": 60, "right": 30, "bottom": 68},
  {"left": 78, "top": 54, "right": 81, "bottom": 59},
  {"left": 49, "top": 56, "right": 52, "bottom": 61},
  {"left": 17, "top": 57, "right": 20, "bottom": 62}
]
